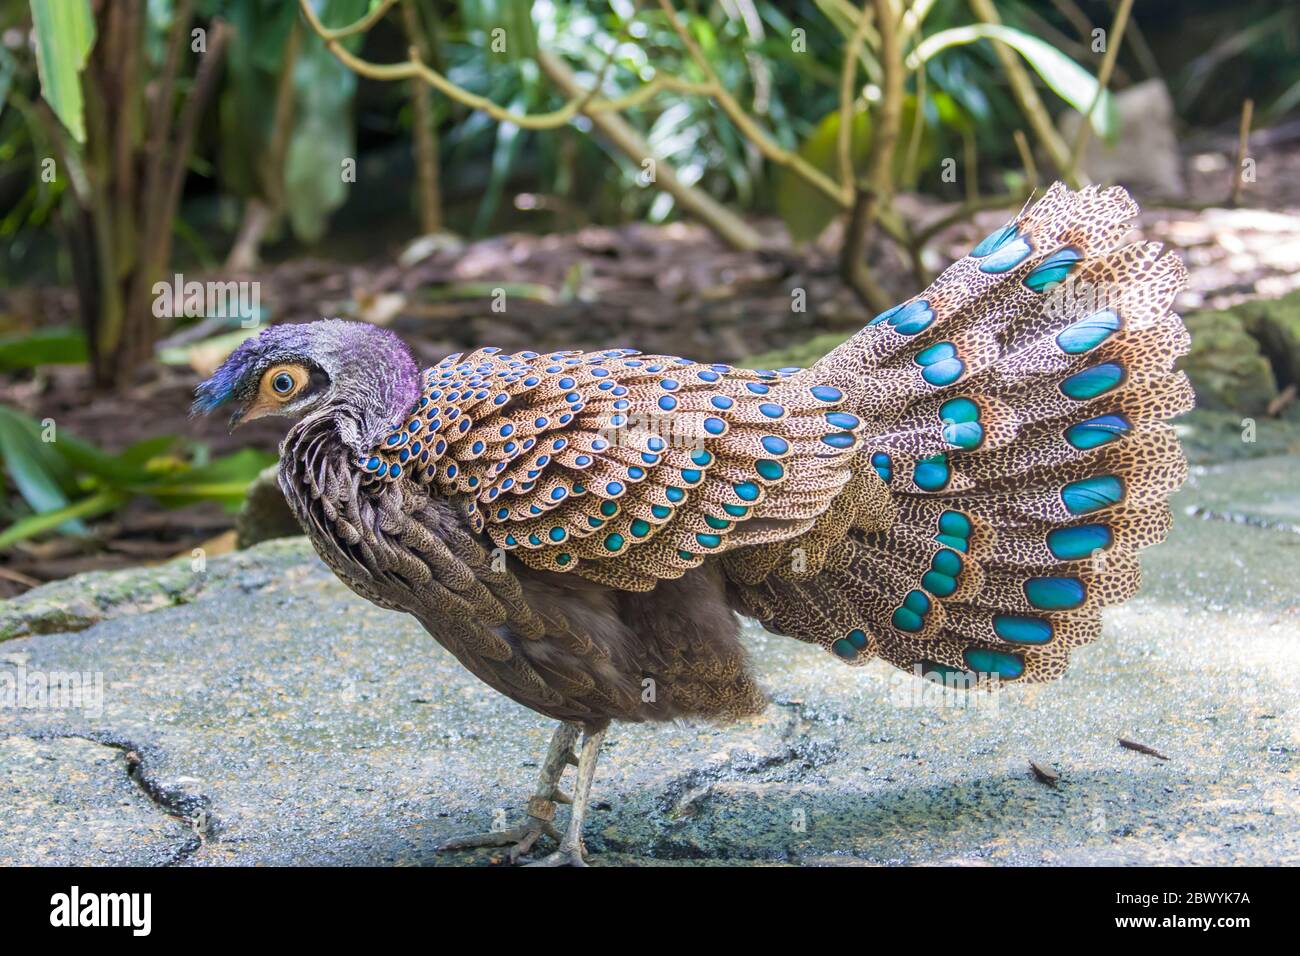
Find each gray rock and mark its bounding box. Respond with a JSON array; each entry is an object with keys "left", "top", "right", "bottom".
[
  {"left": 2, "top": 457, "right": 1298, "bottom": 866},
  {"left": 1059, "top": 80, "right": 1186, "bottom": 198},
  {"left": 236, "top": 464, "right": 300, "bottom": 549}
]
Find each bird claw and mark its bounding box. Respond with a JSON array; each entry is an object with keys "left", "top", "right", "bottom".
[
  {"left": 437, "top": 816, "right": 560, "bottom": 864},
  {"left": 525, "top": 842, "right": 589, "bottom": 867}
]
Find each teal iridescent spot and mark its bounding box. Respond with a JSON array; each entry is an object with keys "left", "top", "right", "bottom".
[
  {"left": 940, "top": 397, "right": 979, "bottom": 424},
  {"left": 993, "top": 615, "right": 1053, "bottom": 645},
  {"left": 903, "top": 590, "right": 930, "bottom": 614},
  {"left": 665, "top": 487, "right": 685, "bottom": 503},
  {"left": 695, "top": 533, "right": 721, "bottom": 549},
  {"left": 678, "top": 550, "right": 695, "bottom": 560},
  {"left": 963, "top": 648, "right": 1025, "bottom": 679},
  {"left": 935, "top": 509, "right": 971, "bottom": 552},
  {"left": 922, "top": 548, "right": 962, "bottom": 598},
  {"left": 921, "top": 358, "right": 964, "bottom": 387},
  {"left": 892, "top": 607, "right": 924, "bottom": 632},
  {"left": 938, "top": 510, "right": 971, "bottom": 538},
  {"left": 871, "top": 298, "right": 936, "bottom": 336},
  {"left": 548, "top": 527, "right": 566, "bottom": 542},
  {"left": 940, "top": 397, "right": 983, "bottom": 449},
  {"left": 978, "top": 236, "right": 1033, "bottom": 273},
  {"left": 556, "top": 553, "right": 572, "bottom": 566},
  {"left": 1024, "top": 576, "right": 1086, "bottom": 610},
  {"left": 810, "top": 385, "right": 842, "bottom": 402},
  {"left": 1024, "top": 247, "right": 1081, "bottom": 291},
  {"left": 971, "top": 223, "right": 1017, "bottom": 258},
  {"left": 831, "top": 639, "right": 857, "bottom": 659},
  {"left": 921, "top": 570, "right": 956, "bottom": 597},
  {"left": 1047, "top": 523, "right": 1113, "bottom": 560},
  {"left": 651, "top": 505, "right": 671, "bottom": 519},
  {"left": 1057, "top": 309, "right": 1120, "bottom": 354},
  {"left": 723, "top": 503, "right": 749, "bottom": 517},
  {"left": 734, "top": 481, "right": 760, "bottom": 501},
  {"left": 893, "top": 589, "right": 931, "bottom": 632},
  {"left": 831, "top": 629, "right": 868, "bottom": 659},
  {"left": 913, "top": 453, "right": 950, "bottom": 491},
  {"left": 931, "top": 548, "right": 962, "bottom": 576},
  {"left": 1061, "top": 475, "right": 1123, "bottom": 515},
  {"left": 600, "top": 500, "right": 619, "bottom": 517},
  {"left": 1060, "top": 362, "right": 1124, "bottom": 400},
  {"left": 630, "top": 519, "right": 650, "bottom": 538},
  {"left": 915, "top": 341, "right": 964, "bottom": 386},
  {"left": 942, "top": 421, "right": 983, "bottom": 449},
  {"left": 822, "top": 432, "right": 856, "bottom": 449},
  {"left": 761, "top": 435, "right": 789, "bottom": 455},
  {"left": 871, "top": 451, "right": 892, "bottom": 482},
  {"left": 603, "top": 533, "right": 625, "bottom": 552},
  {"left": 825, "top": 411, "right": 860, "bottom": 430},
  {"left": 705, "top": 514, "right": 730, "bottom": 530},
  {"left": 756, "top": 459, "right": 784, "bottom": 481},
  {"left": 915, "top": 341, "right": 956, "bottom": 365},
  {"left": 1065, "top": 414, "right": 1130, "bottom": 450}
]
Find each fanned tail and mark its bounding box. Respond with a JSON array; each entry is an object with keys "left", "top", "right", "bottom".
[{"left": 730, "top": 183, "right": 1193, "bottom": 684}]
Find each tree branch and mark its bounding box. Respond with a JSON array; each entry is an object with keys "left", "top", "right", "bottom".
[
  {"left": 1068, "top": 0, "right": 1133, "bottom": 177},
  {"left": 968, "top": 0, "right": 1082, "bottom": 188}
]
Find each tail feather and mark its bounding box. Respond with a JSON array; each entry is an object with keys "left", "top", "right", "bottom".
[{"left": 731, "top": 184, "right": 1191, "bottom": 685}]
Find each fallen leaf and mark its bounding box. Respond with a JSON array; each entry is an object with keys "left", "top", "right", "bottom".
[
  {"left": 1029, "top": 760, "right": 1060, "bottom": 786},
  {"left": 1119, "top": 737, "right": 1169, "bottom": 761}
]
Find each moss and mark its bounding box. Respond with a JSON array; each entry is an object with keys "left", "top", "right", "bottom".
[
  {"left": 0, "top": 536, "right": 316, "bottom": 642},
  {"left": 1179, "top": 310, "right": 1278, "bottom": 415}
]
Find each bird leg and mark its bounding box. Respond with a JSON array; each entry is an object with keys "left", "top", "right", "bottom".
[
  {"left": 525, "top": 726, "right": 606, "bottom": 867},
  {"left": 437, "top": 721, "right": 580, "bottom": 864}
]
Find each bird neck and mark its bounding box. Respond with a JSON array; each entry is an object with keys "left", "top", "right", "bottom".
[{"left": 316, "top": 323, "right": 422, "bottom": 456}]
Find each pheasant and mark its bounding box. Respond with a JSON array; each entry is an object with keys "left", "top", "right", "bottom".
[{"left": 194, "top": 184, "right": 1191, "bottom": 865}]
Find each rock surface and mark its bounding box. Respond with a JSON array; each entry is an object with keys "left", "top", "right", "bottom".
[{"left": 2, "top": 453, "right": 1298, "bottom": 866}]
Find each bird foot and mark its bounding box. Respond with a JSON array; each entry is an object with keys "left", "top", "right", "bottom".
[
  {"left": 438, "top": 796, "right": 562, "bottom": 864},
  {"left": 525, "top": 841, "right": 589, "bottom": 867}
]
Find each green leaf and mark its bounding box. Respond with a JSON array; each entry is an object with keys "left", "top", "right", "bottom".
[
  {"left": 910, "top": 24, "right": 1118, "bottom": 140},
  {"left": 0, "top": 490, "right": 124, "bottom": 550},
  {"left": 28, "top": 0, "right": 96, "bottom": 143},
  {"left": 284, "top": 0, "right": 369, "bottom": 243},
  {"left": 776, "top": 99, "right": 935, "bottom": 244},
  {"left": 0, "top": 406, "right": 85, "bottom": 536},
  {"left": 142, "top": 448, "right": 276, "bottom": 510},
  {"left": 0, "top": 327, "right": 89, "bottom": 370}
]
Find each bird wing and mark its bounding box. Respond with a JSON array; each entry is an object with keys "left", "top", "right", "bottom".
[{"left": 356, "top": 347, "right": 870, "bottom": 591}]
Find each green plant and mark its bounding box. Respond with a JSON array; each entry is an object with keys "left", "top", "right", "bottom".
[{"left": 0, "top": 405, "right": 274, "bottom": 549}]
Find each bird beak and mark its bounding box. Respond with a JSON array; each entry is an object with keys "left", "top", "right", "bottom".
[{"left": 228, "top": 395, "right": 280, "bottom": 429}]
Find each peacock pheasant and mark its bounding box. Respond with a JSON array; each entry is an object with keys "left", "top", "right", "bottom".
[{"left": 195, "top": 185, "right": 1192, "bottom": 865}]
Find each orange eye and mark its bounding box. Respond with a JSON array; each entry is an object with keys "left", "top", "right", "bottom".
[{"left": 260, "top": 364, "right": 309, "bottom": 402}]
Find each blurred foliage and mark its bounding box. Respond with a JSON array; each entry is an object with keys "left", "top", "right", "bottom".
[
  {"left": 0, "top": 405, "right": 275, "bottom": 549},
  {"left": 0, "top": 0, "right": 1295, "bottom": 550}
]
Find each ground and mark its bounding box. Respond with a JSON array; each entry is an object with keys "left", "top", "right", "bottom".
[{"left": 2, "top": 438, "right": 1297, "bottom": 866}]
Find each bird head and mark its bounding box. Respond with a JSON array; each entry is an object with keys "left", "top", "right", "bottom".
[{"left": 192, "top": 319, "right": 421, "bottom": 452}]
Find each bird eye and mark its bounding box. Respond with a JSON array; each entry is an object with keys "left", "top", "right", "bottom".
[{"left": 272, "top": 372, "right": 295, "bottom": 394}]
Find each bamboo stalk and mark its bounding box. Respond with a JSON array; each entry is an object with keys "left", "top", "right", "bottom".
[
  {"left": 401, "top": 0, "right": 442, "bottom": 235},
  {"left": 968, "top": 0, "right": 1082, "bottom": 187},
  {"left": 537, "top": 52, "right": 764, "bottom": 252},
  {"left": 1068, "top": 0, "right": 1133, "bottom": 180}
]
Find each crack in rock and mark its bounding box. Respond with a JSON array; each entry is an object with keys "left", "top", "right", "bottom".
[{"left": 27, "top": 730, "right": 217, "bottom": 866}]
